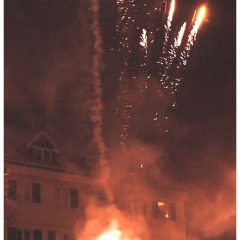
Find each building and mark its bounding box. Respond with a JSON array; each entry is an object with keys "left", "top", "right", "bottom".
[
  {"left": 4, "top": 127, "right": 98, "bottom": 240},
  {"left": 112, "top": 164, "right": 188, "bottom": 240},
  {"left": 4, "top": 127, "right": 188, "bottom": 240}
]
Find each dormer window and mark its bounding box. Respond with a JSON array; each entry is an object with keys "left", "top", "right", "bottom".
[
  {"left": 33, "top": 147, "right": 54, "bottom": 163},
  {"left": 23, "top": 132, "right": 59, "bottom": 165}
]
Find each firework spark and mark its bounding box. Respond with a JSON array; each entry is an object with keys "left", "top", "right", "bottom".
[
  {"left": 167, "top": 0, "right": 175, "bottom": 27},
  {"left": 140, "top": 28, "right": 148, "bottom": 50},
  {"left": 157, "top": 0, "right": 176, "bottom": 96},
  {"left": 176, "top": 6, "right": 206, "bottom": 69},
  {"left": 175, "top": 22, "right": 186, "bottom": 47},
  {"left": 193, "top": 6, "right": 207, "bottom": 34},
  {"left": 162, "top": 0, "right": 175, "bottom": 55}
]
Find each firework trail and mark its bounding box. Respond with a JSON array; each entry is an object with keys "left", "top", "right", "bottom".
[
  {"left": 90, "top": 0, "right": 113, "bottom": 202},
  {"left": 180, "top": 6, "right": 206, "bottom": 68},
  {"left": 159, "top": 22, "right": 186, "bottom": 94},
  {"left": 162, "top": 0, "right": 175, "bottom": 55},
  {"left": 157, "top": 0, "right": 176, "bottom": 91},
  {"left": 140, "top": 28, "right": 148, "bottom": 55},
  {"left": 170, "top": 6, "right": 206, "bottom": 88},
  {"left": 139, "top": 28, "right": 150, "bottom": 92},
  {"left": 175, "top": 22, "right": 187, "bottom": 47}
]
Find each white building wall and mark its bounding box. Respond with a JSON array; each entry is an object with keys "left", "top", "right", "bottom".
[{"left": 5, "top": 161, "right": 91, "bottom": 240}]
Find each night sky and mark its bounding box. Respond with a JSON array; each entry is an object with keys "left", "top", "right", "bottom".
[{"left": 4, "top": 0, "right": 236, "bottom": 238}]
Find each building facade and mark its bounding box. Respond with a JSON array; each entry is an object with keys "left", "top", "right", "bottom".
[
  {"left": 4, "top": 128, "right": 188, "bottom": 240},
  {"left": 4, "top": 129, "right": 96, "bottom": 240}
]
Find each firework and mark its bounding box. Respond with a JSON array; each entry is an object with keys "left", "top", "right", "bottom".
[
  {"left": 170, "top": 6, "right": 207, "bottom": 89},
  {"left": 90, "top": 0, "right": 106, "bottom": 163},
  {"left": 116, "top": 0, "right": 207, "bottom": 146},
  {"left": 162, "top": 0, "right": 175, "bottom": 54},
  {"left": 91, "top": 0, "right": 113, "bottom": 202},
  {"left": 140, "top": 28, "right": 148, "bottom": 51}
]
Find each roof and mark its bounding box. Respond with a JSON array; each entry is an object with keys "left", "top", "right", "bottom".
[
  {"left": 4, "top": 125, "right": 96, "bottom": 177},
  {"left": 26, "top": 130, "right": 59, "bottom": 153},
  {"left": 4, "top": 125, "right": 63, "bottom": 161}
]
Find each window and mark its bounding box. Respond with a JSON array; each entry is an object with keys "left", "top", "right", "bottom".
[
  {"left": 152, "top": 201, "right": 169, "bottom": 218},
  {"left": 43, "top": 149, "right": 51, "bottom": 163},
  {"left": 15, "top": 230, "right": 22, "bottom": 240},
  {"left": 64, "top": 234, "right": 75, "bottom": 240},
  {"left": 7, "top": 228, "right": 22, "bottom": 240},
  {"left": 32, "top": 183, "right": 41, "bottom": 203},
  {"left": 70, "top": 188, "right": 78, "bottom": 208},
  {"left": 8, "top": 180, "right": 17, "bottom": 200},
  {"left": 169, "top": 203, "right": 176, "bottom": 220},
  {"left": 33, "top": 230, "right": 42, "bottom": 240},
  {"left": 63, "top": 234, "right": 69, "bottom": 240},
  {"left": 7, "top": 228, "right": 30, "bottom": 240},
  {"left": 34, "top": 148, "right": 42, "bottom": 162},
  {"left": 8, "top": 227, "right": 16, "bottom": 240},
  {"left": 152, "top": 202, "right": 159, "bottom": 218},
  {"left": 140, "top": 204, "right": 147, "bottom": 216},
  {"left": 33, "top": 147, "right": 55, "bottom": 164},
  {"left": 48, "top": 231, "right": 56, "bottom": 240},
  {"left": 24, "top": 231, "right": 30, "bottom": 240}
]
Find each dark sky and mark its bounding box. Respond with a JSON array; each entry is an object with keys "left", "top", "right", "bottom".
[{"left": 4, "top": 0, "right": 236, "bottom": 183}]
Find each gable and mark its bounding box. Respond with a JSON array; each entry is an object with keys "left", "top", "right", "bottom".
[
  {"left": 27, "top": 131, "right": 59, "bottom": 153},
  {"left": 31, "top": 134, "right": 54, "bottom": 149}
]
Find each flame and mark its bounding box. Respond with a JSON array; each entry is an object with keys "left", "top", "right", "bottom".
[
  {"left": 97, "top": 219, "right": 122, "bottom": 240},
  {"left": 167, "top": 0, "right": 175, "bottom": 23},
  {"left": 175, "top": 22, "right": 186, "bottom": 47},
  {"left": 96, "top": 219, "right": 140, "bottom": 240}
]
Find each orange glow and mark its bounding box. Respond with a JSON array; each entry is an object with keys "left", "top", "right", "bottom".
[
  {"left": 165, "top": 213, "right": 169, "bottom": 218},
  {"left": 97, "top": 219, "right": 122, "bottom": 240},
  {"left": 96, "top": 219, "right": 140, "bottom": 240},
  {"left": 157, "top": 201, "right": 165, "bottom": 207},
  {"left": 194, "top": 6, "right": 206, "bottom": 30}
]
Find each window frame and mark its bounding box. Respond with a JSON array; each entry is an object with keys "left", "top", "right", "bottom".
[
  {"left": 8, "top": 179, "right": 17, "bottom": 201},
  {"left": 7, "top": 228, "right": 31, "bottom": 240},
  {"left": 48, "top": 231, "right": 56, "bottom": 240},
  {"left": 32, "top": 183, "right": 41, "bottom": 203},
  {"left": 33, "top": 229, "right": 42, "bottom": 240},
  {"left": 70, "top": 188, "right": 79, "bottom": 208},
  {"left": 33, "top": 146, "right": 53, "bottom": 164}
]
